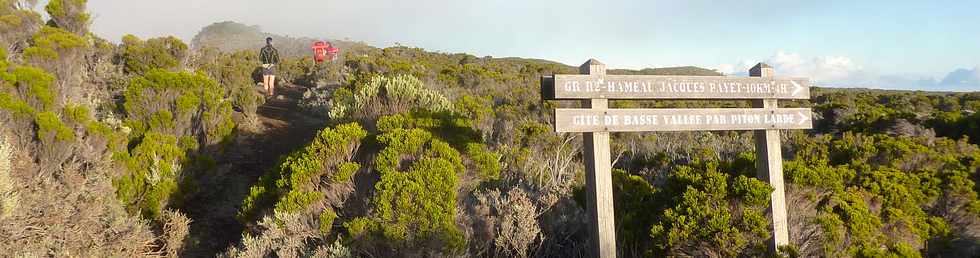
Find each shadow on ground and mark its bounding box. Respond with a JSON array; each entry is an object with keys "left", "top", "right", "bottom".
[{"left": 179, "top": 83, "right": 328, "bottom": 257}]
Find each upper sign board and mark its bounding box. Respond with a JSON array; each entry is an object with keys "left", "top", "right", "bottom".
[{"left": 541, "top": 75, "right": 810, "bottom": 100}]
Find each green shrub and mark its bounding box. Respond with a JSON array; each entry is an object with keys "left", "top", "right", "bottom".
[
  {"left": 611, "top": 169, "right": 658, "bottom": 251},
  {"left": 123, "top": 69, "right": 233, "bottom": 147},
  {"left": 329, "top": 74, "right": 453, "bottom": 119},
  {"left": 319, "top": 209, "right": 338, "bottom": 235},
  {"left": 274, "top": 190, "right": 323, "bottom": 214},
  {"left": 454, "top": 95, "right": 494, "bottom": 137},
  {"left": 115, "top": 70, "right": 235, "bottom": 220},
  {"left": 375, "top": 112, "right": 482, "bottom": 152},
  {"left": 0, "top": 3, "right": 44, "bottom": 45},
  {"left": 347, "top": 128, "right": 465, "bottom": 253},
  {"left": 34, "top": 111, "right": 74, "bottom": 142},
  {"left": 0, "top": 48, "right": 8, "bottom": 74},
  {"left": 466, "top": 143, "right": 500, "bottom": 180},
  {"left": 113, "top": 132, "right": 186, "bottom": 219},
  {"left": 276, "top": 56, "right": 316, "bottom": 85},
  {"left": 120, "top": 35, "right": 188, "bottom": 74},
  {"left": 239, "top": 123, "right": 367, "bottom": 221},
  {"left": 23, "top": 26, "right": 87, "bottom": 63},
  {"left": 83, "top": 120, "right": 118, "bottom": 144},
  {"left": 344, "top": 217, "right": 372, "bottom": 238},
  {"left": 332, "top": 162, "right": 359, "bottom": 183},
  {"left": 782, "top": 131, "right": 980, "bottom": 256},
  {"left": 8, "top": 66, "right": 56, "bottom": 110},
  {"left": 731, "top": 175, "right": 773, "bottom": 206},
  {"left": 191, "top": 49, "right": 265, "bottom": 121},
  {"left": 647, "top": 159, "right": 773, "bottom": 256},
  {"left": 44, "top": 0, "right": 90, "bottom": 34},
  {"left": 0, "top": 92, "right": 36, "bottom": 117},
  {"left": 62, "top": 104, "right": 90, "bottom": 124}
]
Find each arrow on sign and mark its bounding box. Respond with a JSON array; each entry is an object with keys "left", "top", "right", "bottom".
[
  {"left": 791, "top": 80, "right": 804, "bottom": 96},
  {"left": 797, "top": 111, "right": 810, "bottom": 125}
]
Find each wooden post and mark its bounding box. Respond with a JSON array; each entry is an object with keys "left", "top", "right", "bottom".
[
  {"left": 750, "top": 63, "right": 790, "bottom": 252},
  {"left": 580, "top": 59, "right": 617, "bottom": 258},
  {"left": 543, "top": 60, "right": 810, "bottom": 256}
]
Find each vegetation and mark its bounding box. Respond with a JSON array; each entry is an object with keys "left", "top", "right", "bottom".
[
  {"left": 121, "top": 69, "right": 234, "bottom": 146},
  {"left": 328, "top": 73, "right": 453, "bottom": 120},
  {"left": 44, "top": 0, "right": 89, "bottom": 34},
  {"left": 1, "top": 5, "right": 979, "bottom": 258},
  {"left": 0, "top": 2, "right": 163, "bottom": 256},
  {"left": 190, "top": 48, "right": 266, "bottom": 126},
  {"left": 617, "top": 156, "right": 773, "bottom": 257},
  {"left": 346, "top": 126, "right": 466, "bottom": 255},
  {"left": 120, "top": 35, "right": 188, "bottom": 74},
  {"left": 238, "top": 123, "right": 367, "bottom": 221}
]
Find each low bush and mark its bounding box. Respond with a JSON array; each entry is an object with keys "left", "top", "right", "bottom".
[
  {"left": 113, "top": 131, "right": 187, "bottom": 219},
  {"left": 329, "top": 74, "right": 452, "bottom": 120},
  {"left": 239, "top": 123, "right": 367, "bottom": 221},
  {"left": 192, "top": 49, "right": 265, "bottom": 125},
  {"left": 346, "top": 127, "right": 465, "bottom": 255},
  {"left": 119, "top": 35, "right": 188, "bottom": 75},
  {"left": 122, "top": 69, "right": 234, "bottom": 148}
]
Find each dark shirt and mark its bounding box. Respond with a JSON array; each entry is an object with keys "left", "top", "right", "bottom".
[{"left": 260, "top": 45, "right": 280, "bottom": 65}]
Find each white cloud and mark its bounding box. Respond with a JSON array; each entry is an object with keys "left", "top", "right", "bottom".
[
  {"left": 766, "top": 51, "right": 866, "bottom": 84},
  {"left": 712, "top": 60, "right": 758, "bottom": 77},
  {"left": 715, "top": 51, "right": 867, "bottom": 86},
  {"left": 714, "top": 63, "right": 736, "bottom": 75},
  {"left": 714, "top": 52, "right": 978, "bottom": 91}
]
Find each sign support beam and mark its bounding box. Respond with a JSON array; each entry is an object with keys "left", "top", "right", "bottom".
[
  {"left": 751, "top": 63, "right": 790, "bottom": 252},
  {"left": 580, "top": 59, "right": 618, "bottom": 258}
]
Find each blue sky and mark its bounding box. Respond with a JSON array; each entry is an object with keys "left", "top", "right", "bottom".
[{"left": 82, "top": 0, "right": 979, "bottom": 91}]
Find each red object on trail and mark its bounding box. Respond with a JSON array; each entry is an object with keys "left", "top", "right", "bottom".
[{"left": 312, "top": 41, "right": 340, "bottom": 63}]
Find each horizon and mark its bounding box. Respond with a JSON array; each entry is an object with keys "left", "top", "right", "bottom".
[{"left": 76, "top": 0, "right": 979, "bottom": 92}]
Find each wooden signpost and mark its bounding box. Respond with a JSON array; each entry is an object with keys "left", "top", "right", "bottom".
[{"left": 542, "top": 59, "right": 812, "bottom": 258}]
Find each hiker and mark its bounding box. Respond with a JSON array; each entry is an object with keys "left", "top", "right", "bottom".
[{"left": 260, "top": 37, "right": 280, "bottom": 96}]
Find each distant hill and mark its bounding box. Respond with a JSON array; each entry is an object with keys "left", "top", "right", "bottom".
[
  {"left": 609, "top": 66, "right": 722, "bottom": 76},
  {"left": 191, "top": 21, "right": 373, "bottom": 58},
  {"left": 191, "top": 21, "right": 723, "bottom": 76},
  {"left": 939, "top": 68, "right": 980, "bottom": 92}
]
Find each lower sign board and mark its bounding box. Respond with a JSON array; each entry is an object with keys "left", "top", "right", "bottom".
[{"left": 555, "top": 108, "right": 813, "bottom": 132}]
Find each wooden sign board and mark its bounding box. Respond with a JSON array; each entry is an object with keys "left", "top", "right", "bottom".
[
  {"left": 555, "top": 108, "right": 813, "bottom": 132},
  {"left": 544, "top": 60, "right": 809, "bottom": 257},
  {"left": 542, "top": 74, "right": 810, "bottom": 100}
]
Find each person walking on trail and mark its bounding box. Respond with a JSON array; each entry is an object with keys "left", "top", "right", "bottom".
[{"left": 260, "top": 37, "right": 280, "bottom": 97}]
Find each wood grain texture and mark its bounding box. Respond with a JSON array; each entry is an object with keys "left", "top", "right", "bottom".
[
  {"left": 751, "top": 64, "right": 791, "bottom": 252},
  {"left": 579, "top": 59, "right": 618, "bottom": 258}
]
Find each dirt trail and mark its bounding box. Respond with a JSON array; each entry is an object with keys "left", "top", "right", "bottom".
[{"left": 181, "top": 83, "right": 327, "bottom": 257}]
